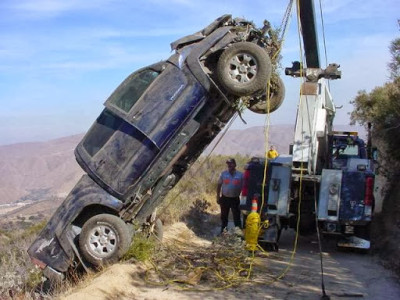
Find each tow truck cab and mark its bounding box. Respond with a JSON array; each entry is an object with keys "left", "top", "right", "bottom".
[{"left": 318, "top": 131, "right": 375, "bottom": 249}]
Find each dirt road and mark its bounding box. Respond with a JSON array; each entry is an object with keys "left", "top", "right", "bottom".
[
  {"left": 60, "top": 222, "right": 400, "bottom": 300},
  {"left": 259, "top": 230, "right": 400, "bottom": 299}
]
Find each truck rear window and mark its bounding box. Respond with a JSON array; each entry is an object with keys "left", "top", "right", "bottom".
[{"left": 107, "top": 69, "right": 159, "bottom": 112}]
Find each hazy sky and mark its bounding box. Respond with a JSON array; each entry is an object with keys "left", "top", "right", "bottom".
[{"left": 0, "top": 0, "right": 398, "bottom": 145}]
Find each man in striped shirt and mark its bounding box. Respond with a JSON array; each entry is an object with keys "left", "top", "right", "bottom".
[{"left": 216, "top": 158, "right": 244, "bottom": 233}]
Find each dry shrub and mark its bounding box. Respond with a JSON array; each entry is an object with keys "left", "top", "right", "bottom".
[
  {"left": 372, "top": 181, "right": 400, "bottom": 276},
  {"left": 145, "top": 231, "right": 250, "bottom": 289},
  {"left": 0, "top": 220, "right": 46, "bottom": 299},
  {"left": 159, "top": 154, "right": 250, "bottom": 224}
]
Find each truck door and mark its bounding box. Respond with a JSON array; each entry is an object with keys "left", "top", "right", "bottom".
[{"left": 339, "top": 171, "right": 366, "bottom": 221}]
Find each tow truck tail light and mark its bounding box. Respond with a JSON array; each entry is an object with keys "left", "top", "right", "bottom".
[
  {"left": 364, "top": 176, "right": 374, "bottom": 216},
  {"left": 241, "top": 169, "right": 250, "bottom": 197},
  {"left": 31, "top": 257, "right": 47, "bottom": 269}
]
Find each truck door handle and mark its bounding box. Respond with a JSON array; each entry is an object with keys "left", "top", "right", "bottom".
[{"left": 272, "top": 179, "right": 280, "bottom": 191}]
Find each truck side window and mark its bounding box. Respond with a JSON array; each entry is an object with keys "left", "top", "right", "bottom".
[{"left": 107, "top": 69, "right": 159, "bottom": 112}]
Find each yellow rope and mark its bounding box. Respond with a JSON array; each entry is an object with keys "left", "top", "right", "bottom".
[
  {"left": 273, "top": 0, "right": 306, "bottom": 281},
  {"left": 145, "top": 0, "right": 310, "bottom": 291},
  {"left": 255, "top": 0, "right": 306, "bottom": 284},
  {"left": 143, "top": 234, "right": 254, "bottom": 291}
]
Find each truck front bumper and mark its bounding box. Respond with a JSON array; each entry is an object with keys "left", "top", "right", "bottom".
[{"left": 337, "top": 236, "right": 370, "bottom": 249}]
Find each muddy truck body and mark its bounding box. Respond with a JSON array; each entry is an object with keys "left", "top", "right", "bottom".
[{"left": 28, "top": 15, "right": 285, "bottom": 280}]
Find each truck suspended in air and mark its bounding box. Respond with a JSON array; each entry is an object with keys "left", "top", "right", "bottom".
[{"left": 27, "top": 14, "right": 285, "bottom": 281}]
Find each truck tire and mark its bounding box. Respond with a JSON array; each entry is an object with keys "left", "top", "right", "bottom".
[
  {"left": 248, "top": 76, "right": 285, "bottom": 114},
  {"left": 217, "top": 42, "right": 272, "bottom": 96},
  {"left": 355, "top": 224, "right": 371, "bottom": 241},
  {"left": 79, "top": 214, "right": 132, "bottom": 267},
  {"left": 298, "top": 213, "right": 316, "bottom": 235}
]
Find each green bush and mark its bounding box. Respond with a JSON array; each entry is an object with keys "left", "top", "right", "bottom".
[
  {"left": 123, "top": 233, "right": 157, "bottom": 262},
  {"left": 25, "top": 268, "right": 43, "bottom": 290},
  {"left": 20, "top": 220, "right": 47, "bottom": 239},
  {"left": 350, "top": 28, "right": 400, "bottom": 176},
  {"left": 350, "top": 24, "right": 400, "bottom": 276}
]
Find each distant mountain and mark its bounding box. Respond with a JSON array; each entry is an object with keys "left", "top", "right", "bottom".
[
  {"left": 205, "top": 125, "right": 294, "bottom": 157},
  {"left": 205, "top": 124, "right": 366, "bottom": 157},
  {"left": 0, "top": 124, "right": 366, "bottom": 205},
  {"left": 0, "top": 134, "right": 84, "bottom": 205}
]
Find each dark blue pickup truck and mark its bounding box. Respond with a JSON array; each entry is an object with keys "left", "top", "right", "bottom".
[{"left": 28, "top": 15, "right": 285, "bottom": 280}]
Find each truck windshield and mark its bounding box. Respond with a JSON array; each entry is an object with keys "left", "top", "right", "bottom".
[
  {"left": 335, "top": 144, "right": 358, "bottom": 156},
  {"left": 332, "top": 144, "right": 359, "bottom": 159}
]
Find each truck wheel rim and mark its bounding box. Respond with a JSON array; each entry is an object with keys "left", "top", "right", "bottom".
[
  {"left": 228, "top": 53, "right": 258, "bottom": 83},
  {"left": 88, "top": 225, "right": 117, "bottom": 258}
]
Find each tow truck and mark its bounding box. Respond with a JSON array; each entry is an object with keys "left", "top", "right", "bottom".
[{"left": 241, "top": 0, "right": 375, "bottom": 250}]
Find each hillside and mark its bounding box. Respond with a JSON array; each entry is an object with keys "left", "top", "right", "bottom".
[
  {"left": 0, "top": 124, "right": 365, "bottom": 206},
  {"left": 0, "top": 134, "right": 84, "bottom": 205},
  {"left": 0, "top": 124, "right": 398, "bottom": 300},
  {"left": 207, "top": 125, "right": 294, "bottom": 156},
  {"left": 0, "top": 126, "right": 292, "bottom": 206},
  {"left": 207, "top": 124, "right": 366, "bottom": 156}
]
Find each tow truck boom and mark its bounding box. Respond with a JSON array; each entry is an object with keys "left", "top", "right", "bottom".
[
  {"left": 284, "top": 0, "right": 374, "bottom": 249},
  {"left": 299, "top": 0, "right": 320, "bottom": 68},
  {"left": 285, "top": 0, "right": 341, "bottom": 176}
]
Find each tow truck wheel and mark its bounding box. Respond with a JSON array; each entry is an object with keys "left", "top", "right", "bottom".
[
  {"left": 248, "top": 76, "right": 285, "bottom": 114},
  {"left": 217, "top": 42, "right": 272, "bottom": 96},
  {"left": 357, "top": 224, "right": 371, "bottom": 238},
  {"left": 79, "top": 214, "right": 132, "bottom": 267},
  {"left": 298, "top": 213, "right": 316, "bottom": 235}
]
